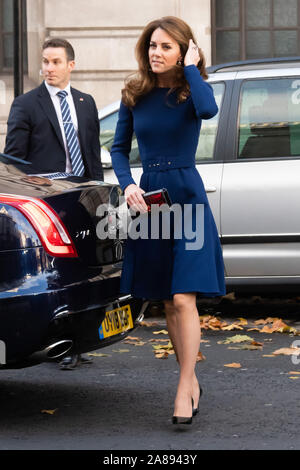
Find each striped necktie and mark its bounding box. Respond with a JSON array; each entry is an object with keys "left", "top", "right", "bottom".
[{"left": 57, "top": 90, "right": 85, "bottom": 176}]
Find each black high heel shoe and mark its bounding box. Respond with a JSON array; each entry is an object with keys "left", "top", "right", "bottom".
[
  {"left": 192, "top": 385, "right": 203, "bottom": 417},
  {"left": 172, "top": 399, "right": 193, "bottom": 425}
]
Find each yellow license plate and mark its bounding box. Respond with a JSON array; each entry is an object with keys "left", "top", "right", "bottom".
[{"left": 99, "top": 304, "right": 133, "bottom": 339}]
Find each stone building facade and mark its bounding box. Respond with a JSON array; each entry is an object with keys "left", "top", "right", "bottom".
[{"left": 0, "top": 0, "right": 212, "bottom": 149}]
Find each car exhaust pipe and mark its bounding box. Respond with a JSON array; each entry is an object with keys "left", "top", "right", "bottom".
[
  {"left": 29, "top": 339, "right": 74, "bottom": 363},
  {"left": 42, "top": 339, "right": 74, "bottom": 359}
]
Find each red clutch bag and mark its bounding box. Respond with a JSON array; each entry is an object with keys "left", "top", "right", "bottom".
[{"left": 142, "top": 188, "right": 172, "bottom": 211}]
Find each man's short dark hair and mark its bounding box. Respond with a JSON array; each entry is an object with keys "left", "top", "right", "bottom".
[{"left": 42, "top": 38, "right": 75, "bottom": 61}]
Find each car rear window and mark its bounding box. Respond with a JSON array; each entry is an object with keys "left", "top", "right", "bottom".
[
  {"left": 238, "top": 77, "right": 300, "bottom": 159},
  {"left": 100, "top": 111, "right": 140, "bottom": 166}
]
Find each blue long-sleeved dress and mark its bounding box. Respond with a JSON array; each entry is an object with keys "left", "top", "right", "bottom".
[{"left": 111, "top": 65, "right": 226, "bottom": 300}]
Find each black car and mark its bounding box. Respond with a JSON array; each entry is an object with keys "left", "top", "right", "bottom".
[{"left": 0, "top": 154, "right": 146, "bottom": 369}]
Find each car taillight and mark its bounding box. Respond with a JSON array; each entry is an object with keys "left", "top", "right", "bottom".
[{"left": 0, "top": 194, "right": 78, "bottom": 258}]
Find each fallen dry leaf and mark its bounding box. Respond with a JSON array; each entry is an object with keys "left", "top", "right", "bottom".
[
  {"left": 208, "top": 318, "right": 226, "bottom": 330},
  {"left": 222, "top": 324, "right": 244, "bottom": 331},
  {"left": 140, "top": 321, "right": 160, "bottom": 327},
  {"left": 228, "top": 342, "right": 263, "bottom": 350},
  {"left": 289, "top": 371, "right": 300, "bottom": 375},
  {"left": 199, "top": 315, "right": 228, "bottom": 330},
  {"left": 87, "top": 352, "right": 110, "bottom": 357},
  {"left": 155, "top": 351, "right": 169, "bottom": 359},
  {"left": 123, "top": 340, "right": 146, "bottom": 346},
  {"left": 41, "top": 409, "right": 58, "bottom": 415},
  {"left": 154, "top": 350, "right": 175, "bottom": 358},
  {"left": 112, "top": 349, "right": 130, "bottom": 353},
  {"left": 266, "top": 317, "right": 280, "bottom": 323},
  {"left": 218, "top": 334, "right": 255, "bottom": 344},
  {"left": 256, "top": 319, "right": 298, "bottom": 334},
  {"left": 254, "top": 319, "right": 270, "bottom": 325},
  {"left": 252, "top": 317, "right": 300, "bottom": 334},
  {"left": 224, "top": 363, "right": 241, "bottom": 368},
  {"left": 149, "top": 338, "right": 170, "bottom": 343},
  {"left": 125, "top": 336, "right": 141, "bottom": 341},
  {"left": 254, "top": 317, "right": 279, "bottom": 325},
  {"left": 196, "top": 351, "right": 206, "bottom": 362},
  {"left": 153, "top": 329, "right": 169, "bottom": 335},
  {"left": 152, "top": 341, "right": 173, "bottom": 351},
  {"left": 289, "top": 376, "right": 300, "bottom": 380},
  {"left": 262, "top": 354, "right": 275, "bottom": 357},
  {"left": 152, "top": 338, "right": 175, "bottom": 359},
  {"left": 252, "top": 340, "right": 264, "bottom": 346},
  {"left": 272, "top": 347, "right": 300, "bottom": 356},
  {"left": 260, "top": 325, "right": 277, "bottom": 334}
]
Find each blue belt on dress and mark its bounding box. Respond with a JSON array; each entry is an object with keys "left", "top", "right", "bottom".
[{"left": 142, "top": 155, "right": 195, "bottom": 173}]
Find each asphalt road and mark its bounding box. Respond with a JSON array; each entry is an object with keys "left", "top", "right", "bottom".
[{"left": 1, "top": 301, "right": 300, "bottom": 452}]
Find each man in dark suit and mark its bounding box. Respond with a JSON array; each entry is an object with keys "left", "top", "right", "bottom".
[{"left": 4, "top": 37, "right": 103, "bottom": 181}]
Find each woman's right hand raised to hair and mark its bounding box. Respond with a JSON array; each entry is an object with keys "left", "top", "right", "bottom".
[
  {"left": 124, "top": 184, "right": 148, "bottom": 213},
  {"left": 184, "top": 39, "right": 200, "bottom": 67}
]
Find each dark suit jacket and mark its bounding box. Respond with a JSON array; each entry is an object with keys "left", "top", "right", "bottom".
[{"left": 4, "top": 82, "right": 103, "bottom": 180}]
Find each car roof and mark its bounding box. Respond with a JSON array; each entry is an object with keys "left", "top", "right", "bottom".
[
  {"left": 207, "top": 56, "right": 300, "bottom": 81},
  {"left": 207, "top": 56, "right": 300, "bottom": 73}
]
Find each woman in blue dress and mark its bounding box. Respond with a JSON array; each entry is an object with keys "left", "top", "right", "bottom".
[{"left": 111, "top": 16, "right": 226, "bottom": 425}]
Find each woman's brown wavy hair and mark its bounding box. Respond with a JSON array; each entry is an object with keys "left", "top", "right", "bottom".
[{"left": 122, "top": 16, "right": 208, "bottom": 107}]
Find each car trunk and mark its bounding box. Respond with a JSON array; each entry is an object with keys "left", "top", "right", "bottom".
[
  {"left": 43, "top": 182, "right": 124, "bottom": 266},
  {"left": 0, "top": 163, "right": 124, "bottom": 267}
]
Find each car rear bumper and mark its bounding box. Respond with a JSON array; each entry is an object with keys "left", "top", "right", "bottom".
[
  {"left": 43, "top": 294, "right": 147, "bottom": 355},
  {"left": 0, "top": 294, "right": 148, "bottom": 368}
]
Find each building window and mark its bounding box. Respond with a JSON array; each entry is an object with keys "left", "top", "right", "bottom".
[
  {"left": 212, "top": 0, "right": 300, "bottom": 63},
  {"left": 0, "top": 0, "right": 28, "bottom": 72}
]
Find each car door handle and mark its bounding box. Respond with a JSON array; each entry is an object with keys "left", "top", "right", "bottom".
[{"left": 205, "top": 186, "right": 217, "bottom": 193}]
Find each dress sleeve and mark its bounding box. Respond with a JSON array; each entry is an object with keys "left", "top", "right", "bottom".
[
  {"left": 111, "top": 101, "right": 136, "bottom": 192},
  {"left": 184, "top": 65, "right": 218, "bottom": 120}
]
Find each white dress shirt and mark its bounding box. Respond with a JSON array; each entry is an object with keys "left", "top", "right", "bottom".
[{"left": 44, "top": 81, "right": 79, "bottom": 173}]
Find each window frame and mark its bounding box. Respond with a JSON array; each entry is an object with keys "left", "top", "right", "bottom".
[
  {"left": 225, "top": 75, "right": 300, "bottom": 163},
  {"left": 0, "top": 0, "right": 11, "bottom": 71},
  {"left": 0, "top": 0, "right": 28, "bottom": 73},
  {"left": 211, "top": 0, "right": 300, "bottom": 64}
]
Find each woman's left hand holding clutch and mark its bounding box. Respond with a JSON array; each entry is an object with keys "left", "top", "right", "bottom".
[{"left": 124, "top": 183, "right": 148, "bottom": 213}]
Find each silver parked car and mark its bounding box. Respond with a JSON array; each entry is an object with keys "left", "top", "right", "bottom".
[{"left": 99, "top": 57, "right": 300, "bottom": 294}]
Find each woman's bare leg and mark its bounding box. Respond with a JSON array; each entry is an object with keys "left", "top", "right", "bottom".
[{"left": 164, "top": 294, "right": 201, "bottom": 417}]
